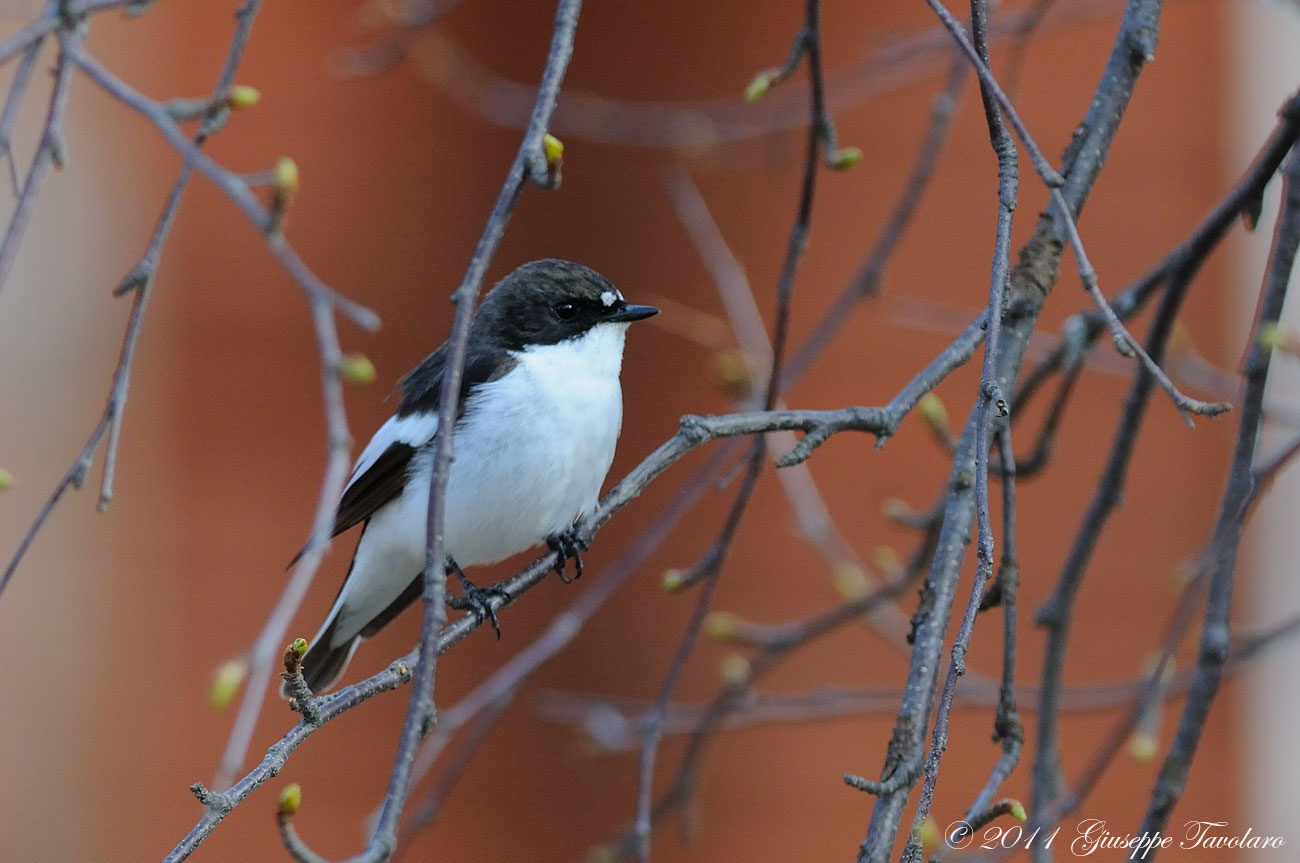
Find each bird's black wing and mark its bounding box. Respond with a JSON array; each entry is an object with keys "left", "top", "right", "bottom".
[
  {"left": 327, "top": 341, "right": 519, "bottom": 539},
  {"left": 330, "top": 440, "right": 420, "bottom": 538}
]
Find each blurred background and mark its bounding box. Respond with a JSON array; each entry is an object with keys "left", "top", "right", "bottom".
[{"left": 1, "top": 0, "right": 1298, "bottom": 860}]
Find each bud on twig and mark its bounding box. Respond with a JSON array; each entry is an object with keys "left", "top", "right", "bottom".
[
  {"left": 703, "top": 611, "right": 740, "bottom": 641},
  {"left": 831, "top": 560, "right": 869, "bottom": 600},
  {"left": 543, "top": 133, "right": 564, "bottom": 166},
  {"left": 719, "top": 652, "right": 750, "bottom": 684},
  {"left": 273, "top": 157, "right": 300, "bottom": 197},
  {"left": 266, "top": 157, "right": 299, "bottom": 235},
  {"left": 918, "top": 392, "right": 949, "bottom": 438},
  {"left": 338, "top": 353, "right": 377, "bottom": 385},
  {"left": 225, "top": 85, "right": 260, "bottom": 110},
  {"left": 744, "top": 69, "right": 778, "bottom": 102},
  {"left": 827, "top": 146, "right": 863, "bottom": 170},
  {"left": 208, "top": 658, "right": 249, "bottom": 710},
  {"left": 279, "top": 783, "right": 302, "bottom": 816}
]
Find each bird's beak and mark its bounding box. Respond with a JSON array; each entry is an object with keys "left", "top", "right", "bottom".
[{"left": 606, "top": 303, "right": 659, "bottom": 323}]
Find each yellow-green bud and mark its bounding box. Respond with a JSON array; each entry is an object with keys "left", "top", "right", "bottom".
[
  {"left": 917, "top": 817, "right": 941, "bottom": 851},
  {"left": 703, "top": 611, "right": 739, "bottom": 641},
  {"left": 744, "top": 70, "right": 776, "bottom": 102},
  {"left": 829, "top": 146, "right": 863, "bottom": 170},
  {"left": 542, "top": 133, "right": 564, "bottom": 165},
  {"left": 660, "top": 569, "right": 685, "bottom": 592},
  {"left": 339, "top": 353, "right": 377, "bottom": 385},
  {"left": 279, "top": 783, "right": 302, "bottom": 815},
  {"left": 871, "top": 546, "right": 899, "bottom": 573},
  {"left": 0, "top": 468, "right": 13, "bottom": 490},
  {"left": 831, "top": 560, "right": 869, "bottom": 600},
  {"left": 1170, "top": 558, "right": 1198, "bottom": 593},
  {"left": 208, "top": 659, "right": 249, "bottom": 710},
  {"left": 1008, "top": 799, "right": 1027, "bottom": 821},
  {"left": 918, "top": 392, "right": 949, "bottom": 435},
  {"left": 226, "top": 85, "right": 261, "bottom": 109},
  {"left": 1258, "top": 321, "right": 1296, "bottom": 354},
  {"left": 719, "top": 652, "right": 750, "bottom": 684},
  {"left": 705, "top": 349, "right": 754, "bottom": 395},
  {"left": 1128, "top": 732, "right": 1158, "bottom": 762},
  {"left": 273, "top": 157, "right": 299, "bottom": 196},
  {"left": 289, "top": 637, "right": 308, "bottom": 659}
]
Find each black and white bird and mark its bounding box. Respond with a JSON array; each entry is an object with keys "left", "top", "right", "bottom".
[{"left": 293, "top": 259, "right": 657, "bottom": 694}]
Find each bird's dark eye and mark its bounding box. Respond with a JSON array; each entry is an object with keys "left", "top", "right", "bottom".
[{"left": 553, "top": 302, "right": 578, "bottom": 320}]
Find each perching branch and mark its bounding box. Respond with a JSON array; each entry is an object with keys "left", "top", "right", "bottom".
[
  {"left": 271, "top": 2, "right": 587, "bottom": 861},
  {"left": 4, "top": 3, "right": 1294, "bottom": 861}
]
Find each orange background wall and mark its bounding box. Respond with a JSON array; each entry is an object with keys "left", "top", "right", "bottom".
[{"left": 0, "top": 1, "right": 1267, "bottom": 861}]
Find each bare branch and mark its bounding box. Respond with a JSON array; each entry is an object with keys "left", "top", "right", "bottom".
[
  {"left": 286, "top": 3, "right": 590, "bottom": 862},
  {"left": 1133, "top": 144, "right": 1300, "bottom": 854},
  {"left": 0, "top": 21, "right": 77, "bottom": 298},
  {"left": 898, "top": 4, "right": 1018, "bottom": 856},
  {"left": 859, "top": 1, "right": 1165, "bottom": 855},
  {"left": 66, "top": 47, "right": 379, "bottom": 329}
]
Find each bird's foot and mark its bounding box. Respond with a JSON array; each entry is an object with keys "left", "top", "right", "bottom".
[
  {"left": 546, "top": 525, "right": 590, "bottom": 584},
  {"left": 445, "top": 560, "right": 509, "bottom": 638}
]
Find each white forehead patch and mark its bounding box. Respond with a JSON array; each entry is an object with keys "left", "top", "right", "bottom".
[{"left": 600, "top": 290, "right": 619, "bottom": 307}]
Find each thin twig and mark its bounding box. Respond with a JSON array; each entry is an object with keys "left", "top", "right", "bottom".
[
  {"left": 1028, "top": 188, "right": 1249, "bottom": 839},
  {"left": 921, "top": 0, "right": 1061, "bottom": 186},
  {"left": 925, "top": 0, "right": 1228, "bottom": 425},
  {"left": 164, "top": 658, "right": 417, "bottom": 863},
  {"left": 663, "top": 167, "right": 913, "bottom": 644},
  {"left": 381, "top": 0, "right": 1120, "bottom": 151},
  {"left": 0, "top": 23, "right": 77, "bottom": 298},
  {"left": 393, "top": 694, "right": 513, "bottom": 855},
  {"left": 65, "top": 46, "right": 378, "bottom": 329},
  {"left": 634, "top": 5, "right": 827, "bottom": 857},
  {"left": 100, "top": 0, "right": 268, "bottom": 514},
  {"left": 283, "top": 3, "right": 586, "bottom": 861},
  {"left": 784, "top": 51, "right": 968, "bottom": 389},
  {"left": 537, "top": 611, "right": 1300, "bottom": 752},
  {"left": 634, "top": 447, "right": 759, "bottom": 862},
  {"left": 1014, "top": 89, "right": 1300, "bottom": 414},
  {"left": 898, "top": 2, "right": 1018, "bottom": 855},
  {"left": 1133, "top": 145, "right": 1300, "bottom": 856},
  {"left": 0, "top": 7, "right": 57, "bottom": 70},
  {"left": 859, "top": 1, "right": 1164, "bottom": 855},
  {"left": 1014, "top": 400, "right": 1300, "bottom": 852},
  {"left": 393, "top": 442, "right": 740, "bottom": 843},
  {"left": 0, "top": 33, "right": 46, "bottom": 197},
  {"left": 610, "top": 552, "right": 935, "bottom": 860}
]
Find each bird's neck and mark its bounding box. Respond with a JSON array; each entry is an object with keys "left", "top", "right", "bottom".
[{"left": 513, "top": 324, "right": 629, "bottom": 384}]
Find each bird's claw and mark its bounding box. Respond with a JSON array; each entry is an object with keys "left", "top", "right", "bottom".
[
  {"left": 446, "top": 586, "right": 508, "bottom": 637},
  {"left": 446, "top": 559, "right": 509, "bottom": 638},
  {"left": 547, "top": 526, "right": 590, "bottom": 583}
]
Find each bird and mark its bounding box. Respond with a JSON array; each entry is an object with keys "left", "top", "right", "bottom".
[{"left": 290, "top": 259, "right": 658, "bottom": 695}]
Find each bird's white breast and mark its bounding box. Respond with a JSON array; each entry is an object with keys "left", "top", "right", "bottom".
[
  {"left": 441, "top": 323, "right": 628, "bottom": 565},
  {"left": 332, "top": 324, "right": 630, "bottom": 635},
  {"left": 383, "top": 323, "right": 629, "bottom": 569}
]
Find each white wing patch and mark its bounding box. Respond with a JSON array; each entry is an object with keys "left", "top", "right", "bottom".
[{"left": 348, "top": 412, "right": 438, "bottom": 487}]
